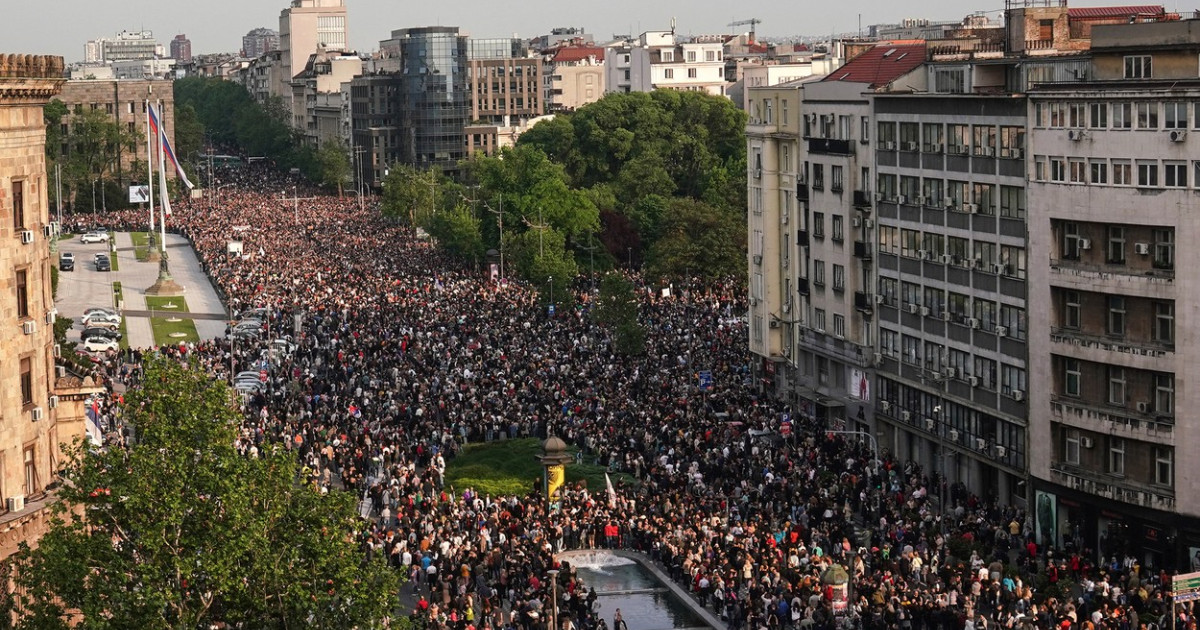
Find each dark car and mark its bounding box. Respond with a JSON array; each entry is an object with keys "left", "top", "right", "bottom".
[
  {"left": 59, "top": 252, "right": 75, "bottom": 271},
  {"left": 82, "top": 326, "right": 122, "bottom": 341},
  {"left": 95, "top": 255, "right": 111, "bottom": 272}
]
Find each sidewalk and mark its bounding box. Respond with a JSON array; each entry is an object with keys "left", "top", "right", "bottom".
[{"left": 112, "top": 232, "right": 229, "bottom": 348}]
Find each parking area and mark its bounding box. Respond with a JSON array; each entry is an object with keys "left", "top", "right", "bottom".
[{"left": 55, "top": 231, "right": 229, "bottom": 350}]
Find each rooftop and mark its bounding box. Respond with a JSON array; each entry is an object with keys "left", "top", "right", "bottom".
[{"left": 822, "top": 42, "right": 927, "bottom": 88}]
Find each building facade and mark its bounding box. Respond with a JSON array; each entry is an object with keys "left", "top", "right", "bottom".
[
  {"left": 56, "top": 79, "right": 178, "bottom": 186},
  {"left": 243, "top": 27, "right": 280, "bottom": 59},
  {"left": 0, "top": 53, "right": 96, "bottom": 560},
  {"left": 391, "top": 27, "right": 470, "bottom": 171},
  {"left": 1027, "top": 18, "right": 1200, "bottom": 569},
  {"left": 543, "top": 45, "right": 605, "bottom": 112},
  {"left": 605, "top": 31, "right": 728, "bottom": 96},
  {"left": 277, "top": 0, "right": 348, "bottom": 98},
  {"left": 169, "top": 34, "right": 192, "bottom": 63},
  {"left": 85, "top": 31, "right": 162, "bottom": 64},
  {"left": 350, "top": 73, "right": 400, "bottom": 187}
]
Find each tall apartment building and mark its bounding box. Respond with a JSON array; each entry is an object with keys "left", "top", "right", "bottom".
[
  {"left": 605, "top": 30, "right": 727, "bottom": 96},
  {"left": 277, "top": 0, "right": 348, "bottom": 99},
  {"left": 170, "top": 34, "right": 192, "bottom": 63},
  {"left": 243, "top": 27, "right": 281, "bottom": 59},
  {"left": 0, "top": 54, "right": 98, "bottom": 559},
  {"left": 467, "top": 38, "right": 543, "bottom": 125},
  {"left": 56, "top": 80, "right": 178, "bottom": 185},
  {"left": 1027, "top": 18, "right": 1200, "bottom": 567},
  {"left": 289, "top": 48, "right": 360, "bottom": 144}
]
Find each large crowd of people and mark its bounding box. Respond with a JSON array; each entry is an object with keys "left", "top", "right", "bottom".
[{"left": 75, "top": 165, "right": 1196, "bottom": 630}]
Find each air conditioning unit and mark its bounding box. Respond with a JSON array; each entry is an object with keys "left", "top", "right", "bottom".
[
  {"left": 943, "top": 367, "right": 956, "bottom": 379},
  {"left": 31, "top": 407, "right": 43, "bottom": 421},
  {"left": 1169, "top": 130, "right": 1187, "bottom": 142},
  {"left": 991, "top": 263, "right": 1004, "bottom": 274},
  {"left": 969, "top": 376, "right": 980, "bottom": 387},
  {"left": 753, "top": 255, "right": 762, "bottom": 265},
  {"left": 944, "top": 198, "right": 956, "bottom": 209},
  {"left": 874, "top": 353, "right": 884, "bottom": 367},
  {"left": 42, "top": 224, "right": 53, "bottom": 238},
  {"left": 941, "top": 311, "right": 952, "bottom": 322},
  {"left": 852, "top": 217, "right": 862, "bottom": 227},
  {"left": 996, "top": 445, "right": 1007, "bottom": 457},
  {"left": 916, "top": 196, "right": 927, "bottom": 205},
  {"left": 22, "top": 321, "right": 35, "bottom": 335},
  {"left": 1134, "top": 242, "right": 1150, "bottom": 255},
  {"left": 949, "top": 429, "right": 960, "bottom": 441},
  {"left": 45, "top": 309, "right": 57, "bottom": 325},
  {"left": 1011, "top": 148, "right": 1023, "bottom": 159},
  {"left": 975, "top": 438, "right": 987, "bottom": 450},
  {"left": 963, "top": 203, "right": 979, "bottom": 213},
  {"left": 55, "top": 365, "right": 65, "bottom": 378},
  {"left": 865, "top": 218, "right": 874, "bottom": 228},
  {"left": 940, "top": 254, "right": 954, "bottom": 264},
  {"left": 925, "top": 417, "right": 935, "bottom": 430},
  {"left": 1081, "top": 436, "right": 1094, "bottom": 449},
  {"left": 1136, "top": 401, "right": 1150, "bottom": 413},
  {"left": 1067, "top": 130, "right": 1084, "bottom": 141},
  {"left": 1012, "top": 390, "right": 1025, "bottom": 402},
  {"left": 920, "top": 306, "right": 931, "bottom": 317},
  {"left": 917, "top": 249, "right": 928, "bottom": 259},
  {"left": 985, "top": 147, "right": 996, "bottom": 157},
  {"left": 903, "top": 141, "right": 918, "bottom": 151},
  {"left": 882, "top": 141, "right": 896, "bottom": 150},
  {"left": 769, "top": 320, "right": 780, "bottom": 329},
  {"left": 908, "top": 303, "right": 920, "bottom": 314},
  {"left": 6, "top": 496, "right": 24, "bottom": 513},
  {"left": 995, "top": 326, "right": 1009, "bottom": 338},
  {"left": 874, "top": 192, "right": 884, "bottom": 201},
  {"left": 902, "top": 410, "right": 912, "bottom": 421},
  {"left": 20, "top": 230, "right": 34, "bottom": 244},
  {"left": 967, "top": 318, "right": 980, "bottom": 329},
  {"left": 875, "top": 294, "right": 886, "bottom": 304},
  {"left": 896, "top": 195, "right": 907, "bottom": 205},
  {"left": 1078, "top": 238, "right": 1092, "bottom": 250},
  {"left": 972, "top": 257, "right": 984, "bottom": 269},
  {"left": 48, "top": 395, "right": 58, "bottom": 409}
]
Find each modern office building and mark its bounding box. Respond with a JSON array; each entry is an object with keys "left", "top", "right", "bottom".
[
  {"left": 243, "top": 27, "right": 281, "bottom": 59},
  {"left": 169, "top": 34, "right": 192, "bottom": 63},
  {"left": 277, "top": 0, "right": 348, "bottom": 99},
  {"left": 85, "top": 30, "right": 162, "bottom": 64},
  {"left": 1027, "top": 17, "right": 1200, "bottom": 568},
  {"left": 349, "top": 73, "right": 401, "bottom": 187},
  {"left": 467, "top": 38, "right": 543, "bottom": 125},
  {"left": 389, "top": 27, "right": 470, "bottom": 171},
  {"left": 0, "top": 53, "right": 99, "bottom": 560}
]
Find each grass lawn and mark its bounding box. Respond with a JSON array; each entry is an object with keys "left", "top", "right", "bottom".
[
  {"left": 118, "top": 318, "right": 129, "bottom": 351},
  {"left": 146, "top": 295, "right": 189, "bottom": 312},
  {"left": 444, "top": 438, "right": 633, "bottom": 497},
  {"left": 130, "top": 231, "right": 149, "bottom": 261},
  {"left": 108, "top": 248, "right": 120, "bottom": 272},
  {"left": 150, "top": 316, "right": 199, "bottom": 346}
]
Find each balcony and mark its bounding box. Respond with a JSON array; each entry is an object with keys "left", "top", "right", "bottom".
[
  {"left": 853, "top": 291, "right": 874, "bottom": 315},
  {"left": 797, "top": 229, "right": 809, "bottom": 247},
  {"left": 1049, "top": 464, "right": 1175, "bottom": 511},
  {"left": 852, "top": 190, "right": 872, "bottom": 208},
  {"left": 1049, "top": 326, "right": 1173, "bottom": 361},
  {"left": 853, "top": 241, "right": 873, "bottom": 261},
  {"left": 1049, "top": 259, "right": 1174, "bottom": 298},
  {"left": 797, "top": 182, "right": 809, "bottom": 201},
  {"left": 1050, "top": 395, "right": 1174, "bottom": 444},
  {"left": 807, "top": 137, "right": 854, "bottom": 156},
  {"left": 798, "top": 277, "right": 810, "bottom": 296}
]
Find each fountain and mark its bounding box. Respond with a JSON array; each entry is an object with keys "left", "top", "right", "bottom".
[{"left": 559, "top": 550, "right": 714, "bottom": 630}]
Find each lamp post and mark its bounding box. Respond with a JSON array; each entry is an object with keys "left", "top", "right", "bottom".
[
  {"left": 215, "top": 183, "right": 235, "bottom": 209},
  {"left": 91, "top": 178, "right": 97, "bottom": 214},
  {"left": 548, "top": 276, "right": 554, "bottom": 315},
  {"left": 547, "top": 568, "right": 560, "bottom": 630}
]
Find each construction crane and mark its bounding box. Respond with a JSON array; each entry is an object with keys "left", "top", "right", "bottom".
[{"left": 729, "top": 18, "right": 762, "bottom": 43}]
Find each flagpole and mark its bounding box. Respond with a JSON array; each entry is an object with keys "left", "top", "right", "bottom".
[
  {"left": 157, "top": 99, "right": 167, "bottom": 254},
  {"left": 145, "top": 98, "right": 160, "bottom": 262}
]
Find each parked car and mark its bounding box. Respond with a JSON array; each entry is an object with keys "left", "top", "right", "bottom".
[
  {"left": 95, "top": 254, "right": 111, "bottom": 272},
  {"left": 81, "top": 337, "right": 119, "bottom": 353},
  {"left": 59, "top": 252, "right": 75, "bottom": 271},
  {"left": 82, "top": 313, "right": 121, "bottom": 329},
  {"left": 80, "top": 231, "right": 109, "bottom": 244},
  {"left": 82, "top": 326, "right": 122, "bottom": 341},
  {"left": 231, "top": 329, "right": 261, "bottom": 341},
  {"left": 83, "top": 307, "right": 121, "bottom": 322}
]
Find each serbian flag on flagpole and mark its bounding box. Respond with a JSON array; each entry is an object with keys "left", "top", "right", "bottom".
[{"left": 148, "top": 103, "right": 195, "bottom": 191}]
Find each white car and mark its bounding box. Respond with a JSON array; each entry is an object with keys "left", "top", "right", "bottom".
[
  {"left": 81, "top": 337, "right": 119, "bottom": 353},
  {"left": 80, "top": 232, "right": 109, "bottom": 244},
  {"left": 82, "top": 313, "right": 121, "bottom": 329},
  {"left": 83, "top": 307, "right": 120, "bottom": 322}
]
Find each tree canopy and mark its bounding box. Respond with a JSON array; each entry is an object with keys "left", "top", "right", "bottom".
[{"left": 6, "top": 357, "right": 399, "bottom": 629}]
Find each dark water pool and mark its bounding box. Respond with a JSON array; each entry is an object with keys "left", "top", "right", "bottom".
[{"left": 571, "top": 554, "right": 711, "bottom": 630}]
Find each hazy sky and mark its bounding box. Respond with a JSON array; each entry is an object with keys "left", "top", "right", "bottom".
[{"left": 3, "top": 0, "right": 1149, "bottom": 61}]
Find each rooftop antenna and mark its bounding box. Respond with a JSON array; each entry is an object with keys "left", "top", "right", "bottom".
[{"left": 671, "top": 17, "right": 676, "bottom": 34}]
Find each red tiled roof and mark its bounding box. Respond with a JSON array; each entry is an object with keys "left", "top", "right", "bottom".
[
  {"left": 551, "top": 47, "right": 604, "bottom": 63},
  {"left": 822, "top": 43, "right": 926, "bottom": 88},
  {"left": 1067, "top": 5, "right": 1164, "bottom": 19}
]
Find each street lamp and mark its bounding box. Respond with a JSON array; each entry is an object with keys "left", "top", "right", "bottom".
[
  {"left": 548, "top": 276, "right": 554, "bottom": 315},
  {"left": 547, "top": 568, "right": 560, "bottom": 630},
  {"left": 91, "top": 178, "right": 97, "bottom": 214},
  {"left": 216, "top": 183, "right": 235, "bottom": 209}
]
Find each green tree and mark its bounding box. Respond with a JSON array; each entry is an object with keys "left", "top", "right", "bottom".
[
  {"left": 427, "top": 202, "right": 485, "bottom": 263},
  {"left": 314, "top": 140, "right": 352, "bottom": 196},
  {"left": 7, "top": 358, "right": 399, "bottom": 629},
  {"left": 593, "top": 272, "right": 645, "bottom": 355},
  {"left": 507, "top": 228, "right": 577, "bottom": 306},
  {"left": 380, "top": 163, "right": 442, "bottom": 226},
  {"left": 646, "top": 198, "right": 747, "bottom": 281},
  {"left": 56, "top": 106, "right": 139, "bottom": 212},
  {"left": 173, "top": 103, "right": 205, "bottom": 171},
  {"left": 470, "top": 144, "right": 599, "bottom": 241}
]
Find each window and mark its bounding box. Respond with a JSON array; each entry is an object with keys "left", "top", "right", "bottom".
[
  {"left": 1064, "top": 429, "right": 1081, "bottom": 465},
  {"left": 1064, "top": 357, "right": 1081, "bottom": 396},
  {"left": 947, "top": 236, "right": 969, "bottom": 264},
  {"left": 1135, "top": 102, "right": 1159, "bottom": 129},
  {"left": 948, "top": 124, "right": 970, "bottom": 153},
  {"left": 685, "top": 50, "right": 696, "bottom": 62},
  {"left": 688, "top": 67, "right": 697, "bottom": 79},
  {"left": 972, "top": 125, "right": 996, "bottom": 155},
  {"left": 1068, "top": 159, "right": 1087, "bottom": 184},
  {"left": 877, "top": 121, "right": 897, "bottom": 146},
  {"left": 660, "top": 50, "right": 674, "bottom": 62},
  {"left": 923, "top": 286, "right": 944, "bottom": 314},
  {"left": 1067, "top": 103, "right": 1086, "bottom": 128},
  {"left": 781, "top": 101, "right": 788, "bottom": 125},
  {"left": 1107, "top": 296, "right": 1126, "bottom": 336},
  {"left": 1089, "top": 102, "right": 1108, "bottom": 129},
  {"left": 813, "top": 308, "right": 826, "bottom": 332},
  {"left": 1108, "top": 437, "right": 1126, "bottom": 476},
  {"left": 1063, "top": 290, "right": 1081, "bottom": 329},
  {"left": 922, "top": 233, "right": 945, "bottom": 258},
  {"left": 831, "top": 215, "right": 844, "bottom": 242},
  {"left": 900, "top": 229, "right": 920, "bottom": 258},
  {"left": 16, "top": 269, "right": 28, "bottom": 319},
  {"left": 1090, "top": 159, "right": 1108, "bottom": 184},
  {"left": 813, "top": 260, "right": 825, "bottom": 286},
  {"left": 1107, "top": 226, "right": 1126, "bottom": 264},
  {"left": 922, "top": 178, "right": 944, "bottom": 207},
  {"left": 1124, "top": 55, "right": 1152, "bottom": 79},
  {"left": 1154, "top": 448, "right": 1174, "bottom": 487},
  {"left": 1060, "top": 221, "right": 1081, "bottom": 260},
  {"left": 781, "top": 145, "right": 791, "bottom": 173},
  {"left": 902, "top": 335, "right": 920, "bottom": 366},
  {"left": 1001, "top": 304, "right": 1026, "bottom": 341},
  {"left": 901, "top": 282, "right": 921, "bottom": 308},
  {"left": 880, "top": 328, "right": 899, "bottom": 358},
  {"left": 999, "top": 186, "right": 1025, "bottom": 219},
  {"left": 1154, "top": 301, "right": 1175, "bottom": 344},
  {"left": 663, "top": 68, "right": 674, "bottom": 79},
  {"left": 973, "top": 356, "right": 997, "bottom": 390},
  {"left": 20, "top": 357, "right": 33, "bottom": 406},
  {"left": 832, "top": 264, "right": 845, "bottom": 292},
  {"left": 24, "top": 445, "right": 37, "bottom": 496},
  {"left": 812, "top": 164, "right": 824, "bottom": 190},
  {"left": 934, "top": 68, "right": 965, "bottom": 93},
  {"left": 974, "top": 299, "right": 997, "bottom": 331},
  {"left": 1155, "top": 373, "right": 1175, "bottom": 416},
  {"left": 1164, "top": 161, "right": 1187, "bottom": 187},
  {"left": 831, "top": 165, "right": 844, "bottom": 192},
  {"left": 1050, "top": 157, "right": 1066, "bottom": 182},
  {"left": 1165, "top": 101, "right": 1187, "bottom": 129},
  {"left": 878, "top": 277, "right": 898, "bottom": 305},
  {"left": 12, "top": 180, "right": 24, "bottom": 230},
  {"left": 812, "top": 212, "right": 825, "bottom": 239},
  {"left": 1107, "top": 366, "right": 1126, "bottom": 405},
  {"left": 833, "top": 314, "right": 845, "bottom": 338},
  {"left": 860, "top": 116, "right": 870, "bottom": 142},
  {"left": 1112, "top": 103, "right": 1132, "bottom": 129},
  {"left": 1002, "top": 364, "right": 1027, "bottom": 398},
  {"left": 947, "top": 292, "right": 969, "bottom": 319},
  {"left": 1112, "top": 159, "right": 1133, "bottom": 186},
  {"left": 1153, "top": 228, "right": 1174, "bottom": 269},
  {"left": 972, "top": 183, "right": 995, "bottom": 214}
]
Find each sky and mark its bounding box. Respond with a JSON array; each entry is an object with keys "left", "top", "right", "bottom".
[{"left": 2, "top": 0, "right": 1163, "bottom": 62}]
